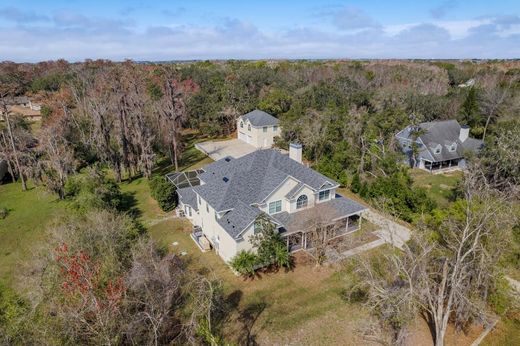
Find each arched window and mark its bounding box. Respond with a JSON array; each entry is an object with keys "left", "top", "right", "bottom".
[
  {"left": 248, "top": 124, "right": 251, "bottom": 131},
  {"left": 240, "top": 121, "right": 244, "bottom": 128},
  {"left": 296, "top": 195, "right": 308, "bottom": 209}
]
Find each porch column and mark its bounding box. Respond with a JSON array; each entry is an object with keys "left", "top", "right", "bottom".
[
  {"left": 346, "top": 217, "right": 349, "bottom": 232},
  {"left": 359, "top": 216, "right": 362, "bottom": 230},
  {"left": 303, "top": 232, "right": 306, "bottom": 249},
  {"left": 286, "top": 236, "right": 289, "bottom": 251}
]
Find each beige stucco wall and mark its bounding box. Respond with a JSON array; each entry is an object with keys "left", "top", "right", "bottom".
[
  {"left": 260, "top": 177, "right": 299, "bottom": 214},
  {"left": 236, "top": 117, "right": 280, "bottom": 148},
  {"left": 288, "top": 185, "right": 317, "bottom": 213},
  {"left": 196, "top": 194, "right": 238, "bottom": 262}
]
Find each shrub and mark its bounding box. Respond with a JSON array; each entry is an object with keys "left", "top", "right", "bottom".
[
  {"left": 64, "top": 167, "right": 124, "bottom": 212},
  {"left": 149, "top": 176, "right": 177, "bottom": 212},
  {"left": 0, "top": 207, "right": 8, "bottom": 220},
  {"left": 229, "top": 251, "right": 258, "bottom": 277}
]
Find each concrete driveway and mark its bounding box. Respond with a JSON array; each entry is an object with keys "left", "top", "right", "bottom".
[{"left": 195, "top": 139, "right": 258, "bottom": 160}]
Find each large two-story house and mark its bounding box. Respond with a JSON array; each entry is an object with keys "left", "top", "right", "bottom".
[
  {"left": 237, "top": 109, "right": 280, "bottom": 148},
  {"left": 171, "top": 144, "right": 367, "bottom": 262},
  {"left": 395, "top": 120, "right": 484, "bottom": 172}
]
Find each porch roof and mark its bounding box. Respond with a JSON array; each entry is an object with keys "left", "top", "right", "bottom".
[{"left": 270, "top": 196, "right": 367, "bottom": 235}]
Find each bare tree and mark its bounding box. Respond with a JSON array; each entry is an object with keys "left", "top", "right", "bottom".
[
  {"left": 34, "top": 120, "right": 76, "bottom": 198},
  {"left": 354, "top": 166, "right": 516, "bottom": 346},
  {"left": 0, "top": 97, "right": 27, "bottom": 190},
  {"left": 159, "top": 75, "right": 198, "bottom": 171}
]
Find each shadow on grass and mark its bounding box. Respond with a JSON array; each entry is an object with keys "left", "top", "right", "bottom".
[
  {"left": 120, "top": 190, "right": 142, "bottom": 220},
  {"left": 236, "top": 301, "right": 267, "bottom": 346}
]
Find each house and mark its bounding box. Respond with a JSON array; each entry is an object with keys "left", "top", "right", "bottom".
[
  {"left": 395, "top": 120, "right": 484, "bottom": 172},
  {"left": 237, "top": 109, "right": 280, "bottom": 148},
  {"left": 169, "top": 144, "right": 367, "bottom": 262}
]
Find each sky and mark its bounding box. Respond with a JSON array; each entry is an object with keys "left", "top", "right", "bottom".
[{"left": 0, "top": 0, "right": 519, "bottom": 62}]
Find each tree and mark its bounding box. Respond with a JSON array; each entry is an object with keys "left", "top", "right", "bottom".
[
  {"left": 159, "top": 74, "right": 198, "bottom": 171},
  {"left": 353, "top": 166, "right": 517, "bottom": 346},
  {"left": 34, "top": 119, "right": 76, "bottom": 198},
  {"left": 0, "top": 98, "right": 28, "bottom": 191},
  {"left": 250, "top": 214, "right": 291, "bottom": 269},
  {"left": 229, "top": 250, "right": 257, "bottom": 277},
  {"left": 149, "top": 175, "right": 177, "bottom": 212}
]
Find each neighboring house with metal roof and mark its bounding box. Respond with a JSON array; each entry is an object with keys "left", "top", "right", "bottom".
[
  {"left": 237, "top": 109, "right": 280, "bottom": 148},
  {"left": 168, "top": 146, "right": 367, "bottom": 262},
  {"left": 395, "top": 120, "right": 484, "bottom": 172}
]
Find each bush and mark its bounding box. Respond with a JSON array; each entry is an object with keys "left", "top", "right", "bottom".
[
  {"left": 64, "top": 167, "right": 124, "bottom": 212},
  {"left": 229, "top": 251, "right": 258, "bottom": 277},
  {"left": 0, "top": 207, "right": 8, "bottom": 220},
  {"left": 149, "top": 176, "right": 177, "bottom": 212}
]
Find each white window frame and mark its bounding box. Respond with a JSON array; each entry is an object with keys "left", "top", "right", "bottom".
[
  {"left": 240, "top": 121, "right": 244, "bottom": 128},
  {"left": 263, "top": 126, "right": 267, "bottom": 132},
  {"left": 318, "top": 190, "right": 330, "bottom": 201},
  {"left": 268, "top": 200, "right": 282, "bottom": 214},
  {"left": 273, "top": 125, "right": 278, "bottom": 132},
  {"left": 296, "top": 195, "right": 308, "bottom": 209},
  {"left": 248, "top": 124, "right": 251, "bottom": 131}
]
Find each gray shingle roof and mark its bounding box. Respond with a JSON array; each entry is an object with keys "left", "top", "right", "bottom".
[
  {"left": 285, "top": 182, "right": 304, "bottom": 199},
  {"left": 240, "top": 109, "right": 279, "bottom": 127},
  {"left": 177, "top": 187, "right": 199, "bottom": 212},
  {"left": 193, "top": 149, "right": 338, "bottom": 213},
  {"left": 182, "top": 149, "right": 345, "bottom": 239},
  {"left": 217, "top": 200, "right": 262, "bottom": 238},
  {"left": 397, "top": 120, "right": 483, "bottom": 162},
  {"left": 270, "top": 197, "right": 367, "bottom": 234}
]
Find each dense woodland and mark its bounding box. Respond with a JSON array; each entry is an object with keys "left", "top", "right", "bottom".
[{"left": 1, "top": 59, "right": 520, "bottom": 345}]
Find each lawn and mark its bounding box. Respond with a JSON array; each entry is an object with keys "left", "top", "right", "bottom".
[
  {"left": 148, "top": 218, "right": 375, "bottom": 345},
  {"left": 0, "top": 181, "right": 68, "bottom": 286},
  {"left": 410, "top": 169, "right": 462, "bottom": 207}
]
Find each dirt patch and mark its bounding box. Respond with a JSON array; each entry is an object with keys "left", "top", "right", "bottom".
[{"left": 405, "top": 317, "right": 486, "bottom": 346}]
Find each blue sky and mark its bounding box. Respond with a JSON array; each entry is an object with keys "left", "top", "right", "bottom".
[{"left": 0, "top": 0, "right": 519, "bottom": 61}]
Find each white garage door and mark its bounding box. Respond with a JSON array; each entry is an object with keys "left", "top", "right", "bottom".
[
  {"left": 247, "top": 135, "right": 252, "bottom": 144},
  {"left": 238, "top": 132, "right": 246, "bottom": 142}
]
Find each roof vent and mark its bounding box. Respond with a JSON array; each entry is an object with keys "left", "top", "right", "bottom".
[
  {"left": 223, "top": 177, "right": 229, "bottom": 182},
  {"left": 225, "top": 157, "right": 231, "bottom": 162}
]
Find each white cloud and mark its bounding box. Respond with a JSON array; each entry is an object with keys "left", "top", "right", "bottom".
[{"left": 0, "top": 7, "right": 519, "bottom": 61}]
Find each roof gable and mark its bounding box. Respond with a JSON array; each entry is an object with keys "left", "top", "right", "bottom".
[{"left": 240, "top": 109, "right": 279, "bottom": 127}]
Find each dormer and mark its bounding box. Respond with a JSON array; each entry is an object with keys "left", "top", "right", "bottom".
[
  {"left": 446, "top": 142, "right": 457, "bottom": 152},
  {"left": 431, "top": 143, "right": 442, "bottom": 155}
]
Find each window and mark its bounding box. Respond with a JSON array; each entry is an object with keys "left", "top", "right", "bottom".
[
  {"left": 449, "top": 143, "right": 457, "bottom": 152},
  {"left": 188, "top": 207, "right": 192, "bottom": 217},
  {"left": 268, "top": 200, "right": 282, "bottom": 214},
  {"left": 254, "top": 222, "right": 262, "bottom": 234},
  {"left": 296, "top": 195, "right": 308, "bottom": 209},
  {"left": 240, "top": 121, "right": 244, "bottom": 128},
  {"left": 263, "top": 126, "right": 267, "bottom": 132},
  {"left": 248, "top": 124, "right": 251, "bottom": 131},
  {"left": 206, "top": 202, "right": 209, "bottom": 213},
  {"left": 214, "top": 211, "right": 218, "bottom": 221},
  {"left": 318, "top": 190, "right": 330, "bottom": 201},
  {"left": 197, "top": 195, "right": 201, "bottom": 205},
  {"left": 273, "top": 125, "right": 278, "bottom": 132}
]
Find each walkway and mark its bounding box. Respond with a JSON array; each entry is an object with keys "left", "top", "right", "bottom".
[{"left": 333, "top": 209, "right": 412, "bottom": 260}]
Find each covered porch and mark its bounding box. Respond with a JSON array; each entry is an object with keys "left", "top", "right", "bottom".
[
  {"left": 422, "top": 158, "right": 461, "bottom": 173},
  {"left": 283, "top": 214, "right": 362, "bottom": 252}
]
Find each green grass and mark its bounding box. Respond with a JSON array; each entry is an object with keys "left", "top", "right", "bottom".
[
  {"left": 0, "top": 182, "right": 68, "bottom": 286},
  {"left": 148, "top": 219, "right": 369, "bottom": 344},
  {"left": 410, "top": 169, "right": 462, "bottom": 207}
]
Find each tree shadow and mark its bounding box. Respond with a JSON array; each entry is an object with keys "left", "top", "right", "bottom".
[
  {"left": 236, "top": 301, "right": 267, "bottom": 346},
  {"left": 119, "top": 190, "right": 142, "bottom": 220}
]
